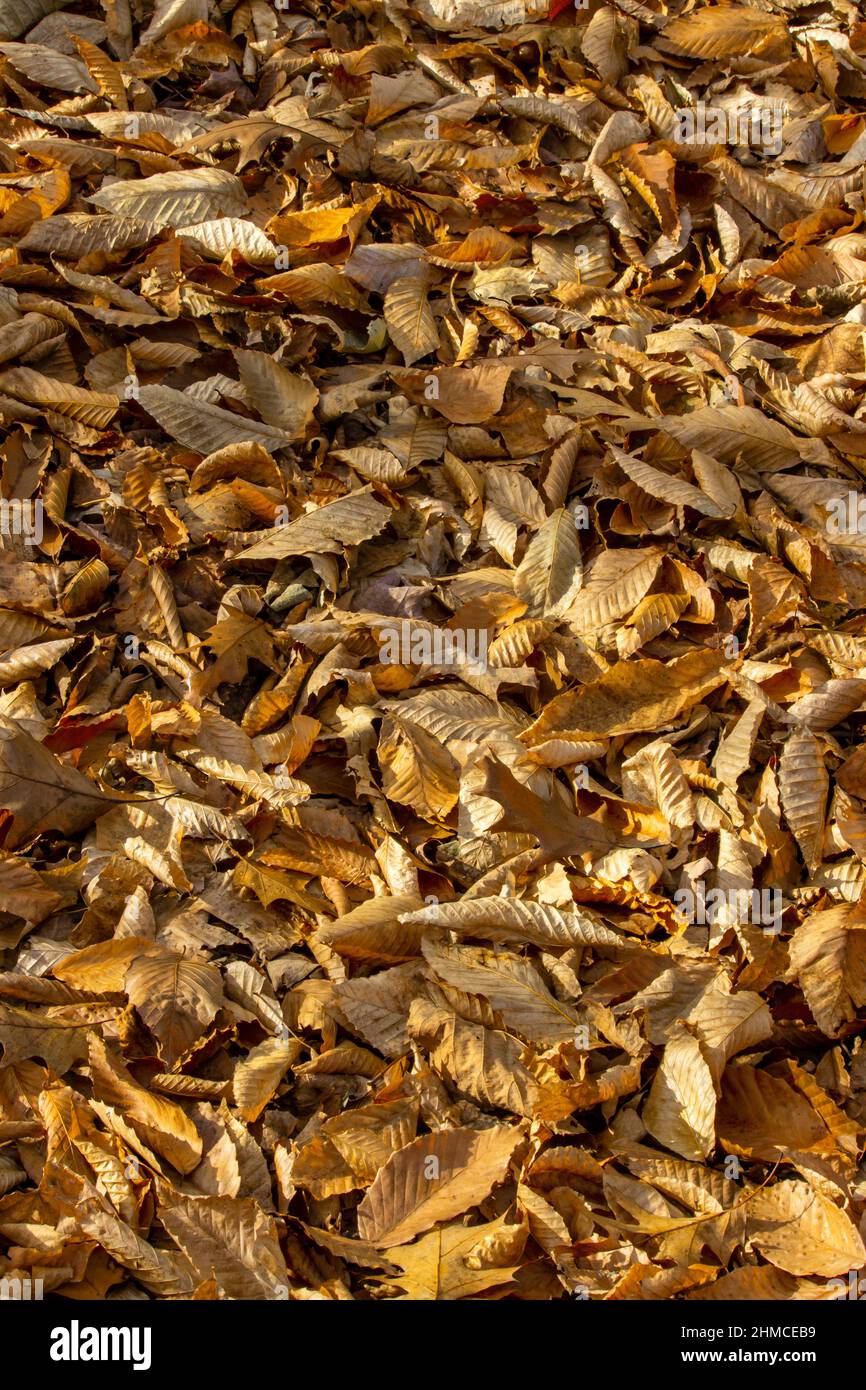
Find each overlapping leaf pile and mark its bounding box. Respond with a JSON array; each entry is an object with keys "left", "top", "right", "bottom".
[{"left": 1, "top": 0, "right": 866, "bottom": 1302}]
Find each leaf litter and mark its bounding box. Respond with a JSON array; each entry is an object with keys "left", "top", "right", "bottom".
[{"left": 0, "top": 0, "right": 865, "bottom": 1303}]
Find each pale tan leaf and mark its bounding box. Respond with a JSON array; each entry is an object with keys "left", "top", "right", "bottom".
[
  {"left": 779, "top": 729, "right": 828, "bottom": 873},
  {"left": 177, "top": 218, "right": 277, "bottom": 265},
  {"left": 643, "top": 1025, "right": 716, "bottom": 1161},
  {"left": 356, "top": 1123, "right": 521, "bottom": 1247},
  {"left": 514, "top": 508, "right": 583, "bottom": 619},
  {"left": 409, "top": 997, "right": 578, "bottom": 1122},
  {"left": 748, "top": 1181, "right": 865, "bottom": 1277},
  {"left": 88, "top": 1035, "right": 202, "bottom": 1174},
  {"left": 138, "top": 384, "right": 293, "bottom": 453},
  {"left": 788, "top": 903, "right": 866, "bottom": 1037},
  {"left": 234, "top": 349, "right": 318, "bottom": 439},
  {"left": 400, "top": 896, "right": 626, "bottom": 952},
  {"left": 382, "top": 1216, "right": 522, "bottom": 1300},
  {"left": 664, "top": 7, "right": 789, "bottom": 59},
  {"left": 232, "top": 1036, "right": 300, "bottom": 1122},
  {"left": 384, "top": 274, "right": 439, "bottom": 366},
  {"left": 89, "top": 168, "right": 247, "bottom": 227},
  {"left": 611, "top": 446, "right": 727, "bottom": 517},
  {"left": 422, "top": 936, "right": 580, "bottom": 1043},
  {"left": 156, "top": 1184, "right": 289, "bottom": 1297},
  {"left": 235, "top": 488, "right": 391, "bottom": 562},
  {"left": 563, "top": 547, "right": 663, "bottom": 632},
  {"left": 125, "top": 950, "right": 224, "bottom": 1067}
]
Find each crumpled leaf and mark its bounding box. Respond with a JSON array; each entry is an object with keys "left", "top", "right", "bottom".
[{"left": 125, "top": 949, "right": 224, "bottom": 1067}]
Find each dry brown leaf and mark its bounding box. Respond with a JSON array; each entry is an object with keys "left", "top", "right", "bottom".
[{"left": 356, "top": 1124, "right": 522, "bottom": 1247}]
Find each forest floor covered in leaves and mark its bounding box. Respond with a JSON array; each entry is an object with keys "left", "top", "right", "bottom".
[{"left": 1, "top": 0, "right": 866, "bottom": 1302}]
